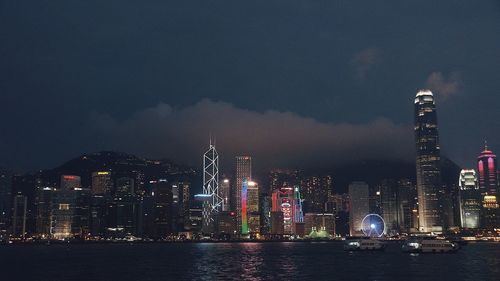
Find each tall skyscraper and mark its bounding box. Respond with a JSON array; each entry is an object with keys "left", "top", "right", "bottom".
[
  {"left": 458, "top": 169, "right": 481, "bottom": 229},
  {"left": 235, "top": 156, "right": 251, "bottom": 233},
  {"left": 477, "top": 144, "right": 498, "bottom": 197},
  {"left": 348, "top": 181, "right": 369, "bottom": 236},
  {"left": 202, "top": 142, "right": 223, "bottom": 234},
  {"left": 414, "top": 90, "right": 443, "bottom": 233}
]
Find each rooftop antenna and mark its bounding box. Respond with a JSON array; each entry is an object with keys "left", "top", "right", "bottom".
[{"left": 485, "top": 140, "right": 488, "bottom": 151}]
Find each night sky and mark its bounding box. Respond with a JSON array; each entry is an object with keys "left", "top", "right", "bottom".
[{"left": 1, "top": 1, "right": 500, "bottom": 172}]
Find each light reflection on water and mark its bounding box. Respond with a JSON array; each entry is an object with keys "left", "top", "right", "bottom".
[{"left": 0, "top": 242, "right": 499, "bottom": 281}]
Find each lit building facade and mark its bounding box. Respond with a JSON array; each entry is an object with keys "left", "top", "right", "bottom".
[
  {"left": 202, "top": 142, "right": 223, "bottom": 234},
  {"left": 271, "top": 186, "right": 304, "bottom": 235},
  {"left": 478, "top": 145, "right": 498, "bottom": 197},
  {"left": 348, "top": 181, "right": 369, "bottom": 236},
  {"left": 235, "top": 156, "right": 252, "bottom": 233},
  {"left": 458, "top": 169, "right": 481, "bottom": 229},
  {"left": 247, "top": 181, "right": 260, "bottom": 234},
  {"left": 482, "top": 195, "right": 499, "bottom": 229},
  {"left": 414, "top": 90, "right": 443, "bottom": 233}
]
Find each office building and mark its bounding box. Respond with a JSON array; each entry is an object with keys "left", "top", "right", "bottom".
[
  {"left": 348, "top": 181, "right": 369, "bottom": 236},
  {"left": 458, "top": 169, "right": 481, "bottom": 229},
  {"left": 414, "top": 90, "right": 443, "bottom": 233}
]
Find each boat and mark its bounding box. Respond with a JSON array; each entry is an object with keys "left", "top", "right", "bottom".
[
  {"left": 344, "top": 238, "right": 385, "bottom": 251},
  {"left": 402, "top": 238, "right": 459, "bottom": 253}
]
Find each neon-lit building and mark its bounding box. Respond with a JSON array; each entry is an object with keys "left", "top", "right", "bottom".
[
  {"left": 414, "top": 90, "right": 443, "bottom": 233},
  {"left": 478, "top": 144, "right": 498, "bottom": 197},
  {"left": 235, "top": 156, "right": 252, "bottom": 233},
  {"left": 241, "top": 178, "right": 248, "bottom": 235},
  {"left": 458, "top": 169, "right": 481, "bottom": 229},
  {"left": 271, "top": 186, "right": 304, "bottom": 235},
  {"left": 247, "top": 181, "right": 260, "bottom": 234}
]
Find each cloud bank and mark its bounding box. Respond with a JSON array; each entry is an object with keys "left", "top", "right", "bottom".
[
  {"left": 425, "top": 71, "right": 462, "bottom": 101},
  {"left": 87, "top": 100, "right": 414, "bottom": 171}
]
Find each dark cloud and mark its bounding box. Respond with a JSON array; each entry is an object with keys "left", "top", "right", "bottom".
[{"left": 87, "top": 100, "right": 413, "bottom": 172}]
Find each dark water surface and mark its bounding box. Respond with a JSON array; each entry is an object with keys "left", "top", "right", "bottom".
[{"left": 1, "top": 242, "right": 499, "bottom": 281}]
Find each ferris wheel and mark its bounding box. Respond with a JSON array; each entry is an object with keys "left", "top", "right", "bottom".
[{"left": 361, "top": 214, "right": 386, "bottom": 237}]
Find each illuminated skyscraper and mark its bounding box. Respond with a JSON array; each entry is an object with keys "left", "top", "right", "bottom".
[
  {"left": 241, "top": 178, "right": 249, "bottom": 235},
  {"left": 202, "top": 142, "right": 223, "bottom": 233},
  {"left": 414, "top": 90, "right": 443, "bottom": 233},
  {"left": 348, "top": 181, "right": 369, "bottom": 236},
  {"left": 458, "top": 169, "right": 481, "bottom": 229},
  {"left": 235, "top": 156, "right": 252, "bottom": 233},
  {"left": 477, "top": 144, "right": 498, "bottom": 197}
]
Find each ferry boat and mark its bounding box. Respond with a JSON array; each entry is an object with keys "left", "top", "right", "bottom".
[
  {"left": 402, "top": 238, "right": 459, "bottom": 253},
  {"left": 344, "top": 239, "right": 385, "bottom": 251}
]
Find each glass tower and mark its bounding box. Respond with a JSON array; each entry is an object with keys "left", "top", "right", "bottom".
[{"left": 414, "top": 90, "right": 443, "bottom": 233}]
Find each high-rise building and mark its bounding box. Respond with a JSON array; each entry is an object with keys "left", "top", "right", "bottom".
[
  {"left": 301, "top": 175, "right": 332, "bottom": 213},
  {"left": 414, "top": 90, "right": 443, "bottom": 233},
  {"left": 482, "top": 195, "right": 499, "bottom": 229},
  {"left": 235, "top": 156, "right": 251, "bottom": 233},
  {"left": 201, "top": 142, "right": 223, "bottom": 234},
  {"left": 0, "top": 169, "right": 12, "bottom": 235},
  {"left": 91, "top": 171, "right": 112, "bottom": 195},
  {"left": 397, "top": 179, "right": 416, "bottom": 233},
  {"left": 35, "top": 186, "right": 53, "bottom": 237},
  {"left": 52, "top": 175, "right": 80, "bottom": 239},
  {"left": 220, "top": 177, "right": 230, "bottom": 212},
  {"left": 271, "top": 186, "right": 304, "bottom": 235},
  {"left": 458, "top": 169, "right": 481, "bottom": 229},
  {"left": 247, "top": 181, "right": 260, "bottom": 234},
  {"left": 12, "top": 195, "right": 28, "bottom": 238},
  {"left": 478, "top": 144, "right": 498, "bottom": 197},
  {"left": 379, "top": 179, "right": 399, "bottom": 235},
  {"left": 152, "top": 179, "right": 173, "bottom": 238},
  {"left": 348, "top": 181, "right": 369, "bottom": 236}
]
